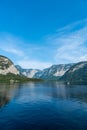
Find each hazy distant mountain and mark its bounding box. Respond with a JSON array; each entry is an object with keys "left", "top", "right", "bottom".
[
  {"left": 0, "top": 55, "right": 42, "bottom": 83},
  {"left": 61, "top": 61, "right": 87, "bottom": 84},
  {"left": 16, "top": 64, "right": 74, "bottom": 80},
  {"left": 1, "top": 55, "right": 87, "bottom": 84},
  {"left": 35, "top": 64, "right": 74, "bottom": 80},
  {"left": 16, "top": 65, "right": 41, "bottom": 78}
]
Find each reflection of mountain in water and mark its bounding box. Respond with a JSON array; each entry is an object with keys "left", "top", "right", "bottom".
[
  {"left": 0, "top": 84, "right": 19, "bottom": 107},
  {"left": 44, "top": 82, "right": 87, "bottom": 103},
  {"left": 0, "top": 82, "right": 87, "bottom": 108},
  {"left": 0, "top": 92, "right": 10, "bottom": 107}
]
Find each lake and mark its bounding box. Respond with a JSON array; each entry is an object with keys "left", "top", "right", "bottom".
[{"left": 0, "top": 82, "right": 87, "bottom": 130}]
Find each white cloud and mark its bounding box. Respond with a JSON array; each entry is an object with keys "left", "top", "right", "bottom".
[
  {"left": 79, "top": 54, "right": 87, "bottom": 62},
  {"left": 0, "top": 33, "right": 53, "bottom": 69},
  {"left": 1, "top": 46, "right": 24, "bottom": 56},
  {"left": 46, "top": 19, "right": 87, "bottom": 64},
  {"left": 0, "top": 34, "right": 24, "bottom": 56},
  {"left": 0, "top": 19, "right": 87, "bottom": 69},
  {"left": 17, "top": 59, "right": 52, "bottom": 70}
]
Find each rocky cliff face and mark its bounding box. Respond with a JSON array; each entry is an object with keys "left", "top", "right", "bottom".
[
  {"left": 0, "top": 55, "right": 19, "bottom": 75},
  {"left": 36, "top": 64, "right": 74, "bottom": 80},
  {"left": 16, "top": 65, "right": 40, "bottom": 78},
  {"left": 1, "top": 55, "right": 87, "bottom": 84},
  {"left": 16, "top": 64, "right": 74, "bottom": 80},
  {"left": 61, "top": 61, "right": 87, "bottom": 84}
]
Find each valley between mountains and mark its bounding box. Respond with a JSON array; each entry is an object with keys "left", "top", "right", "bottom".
[{"left": 0, "top": 55, "right": 87, "bottom": 84}]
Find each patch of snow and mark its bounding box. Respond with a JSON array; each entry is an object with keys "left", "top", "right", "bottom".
[
  {"left": 53, "top": 69, "right": 67, "bottom": 76},
  {"left": 72, "top": 63, "right": 85, "bottom": 72},
  {"left": 22, "top": 72, "right": 27, "bottom": 76},
  {"left": 27, "top": 70, "right": 39, "bottom": 78}
]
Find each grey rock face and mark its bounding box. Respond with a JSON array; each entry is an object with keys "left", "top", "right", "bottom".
[{"left": 0, "top": 55, "right": 19, "bottom": 75}]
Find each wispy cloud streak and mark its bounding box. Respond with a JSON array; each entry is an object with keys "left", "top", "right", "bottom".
[
  {"left": 0, "top": 19, "right": 87, "bottom": 69},
  {"left": 46, "top": 19, "right": 87, "bottom": 63},
  {"left": 0, "top": 34, "right": 24, "bottom": 56}
]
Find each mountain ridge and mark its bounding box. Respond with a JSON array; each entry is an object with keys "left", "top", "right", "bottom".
[
  {"left": 0, "top": 55, "right": 42, "bottom": 83},
  {"left": 61, "top": 61, "right": 87, "bottom": 84},
  {"left": 1, "top": 55, "right": 87, "bottom": 84},
  {"left": 16, "top": 63, "right": 74, "bottom": 80},
  {"left": 0, "top": 55, "right": 19, "bottom": 75}
]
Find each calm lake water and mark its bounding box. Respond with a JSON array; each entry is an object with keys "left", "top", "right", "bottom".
[{"left": 0, "top": 82, "right": 87, "bottom": 130}]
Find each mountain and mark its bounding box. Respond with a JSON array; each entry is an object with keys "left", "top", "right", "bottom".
[
  {"left": 1, "top": 55, "right": 87, "bottom": 84},
  {"left": 0, "top": 55, "right": 43, "bottom": 83},
  {"left": 35, "top": 64, "right": 74, "bottom": 80},
  {"left": 16, "top": 64, "right": 74, "bottom": 80},
  {"left": 0, "top": 55, "right": 19, "bottom": 75},
  {"left": 61, "top": 61, "right": 87, "bottom": 84},
  {"left": 16, "top": 65, "right": 40, "bottom": 78}
]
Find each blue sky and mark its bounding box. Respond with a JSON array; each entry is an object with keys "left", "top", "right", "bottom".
[{"left": 0, "top": 0, "right": 87, "bottom": 69}]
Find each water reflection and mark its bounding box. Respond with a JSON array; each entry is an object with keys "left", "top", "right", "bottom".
[
  {"left": 0, "top": 83, "right": 19, "bottom": 107},
  {"left": 0, "top": 82, "right": 87, "bottom": 108},
  {"left": 0, "top": 82, "right": 87, "bottom": 130},
  {"left": 43, "top": 82, "right": 87, "bottom": 103}
]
